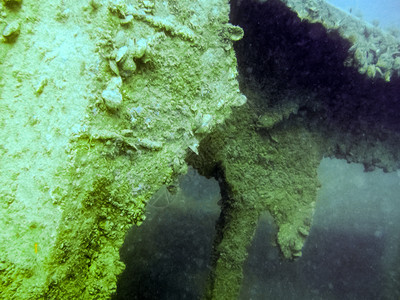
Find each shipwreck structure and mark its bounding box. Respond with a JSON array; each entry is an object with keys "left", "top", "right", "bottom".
[{"left": 1, "top": 0, "right": 399, "bottom": 299}]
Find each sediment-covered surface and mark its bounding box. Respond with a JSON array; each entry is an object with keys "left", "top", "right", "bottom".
[{"left": 0, "top": 0, "right": 244, "bottom": 298}]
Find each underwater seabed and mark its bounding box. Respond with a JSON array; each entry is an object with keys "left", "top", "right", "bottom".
[{"left": 113, "top": 159, "right": 400, "bottom": 299}]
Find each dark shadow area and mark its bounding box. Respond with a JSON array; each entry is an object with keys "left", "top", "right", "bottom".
[
  {"left": 114, "top": 210, "right": 213, "bottom": 299},
  {"left": 113, "top": 169, "right": 220, "bottom": 300},
  {"left": 3, "top": 1, "right": 22, "bottom": 10},
  {"left": 230, "top": 0, "right": 400, "bottom": 132}
]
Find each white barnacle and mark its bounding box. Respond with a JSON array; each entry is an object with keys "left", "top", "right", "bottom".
[
  {"left": 102, "top": 89, "right": 122, "bottom": 110},
  {"left": 234, "top": 94, "right": 247, "bottom": 106},
  {"left": 226, "top": 24, "right": 244, "bottom": 41},
  {"left": 116, "top": 45, "right": 128, "bottom": 62},
  {"left": 2, "top": 20, "right": 20, "bottom": 40},
  {"left": 108, "top": 76, "right": 122, "bottom": 90},
  {"left": 132, "top": 38, "right": 147, "bottom": 59},
  {"left": 120, "top": 14, "right": 133, "bottom": 25}
]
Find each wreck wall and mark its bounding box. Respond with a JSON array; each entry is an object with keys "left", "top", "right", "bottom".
[{"left": 0, "top": 0, "right": 244, "bottom": 298}]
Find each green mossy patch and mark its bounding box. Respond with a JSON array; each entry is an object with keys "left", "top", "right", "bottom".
[{"left": 0, "top": 0, "right": 244, "bottom": 299}]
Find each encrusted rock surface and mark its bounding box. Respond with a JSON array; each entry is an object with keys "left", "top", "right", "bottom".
[{"left": 0, "top": 0, "right": 244, "bottom": 298}]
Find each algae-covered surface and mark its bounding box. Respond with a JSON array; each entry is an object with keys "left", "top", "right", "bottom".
[
  {"left": 0, "top": 0, "right": 244, "bottom": 298},
  {"left": 1, "top": 0, "right": 400, "bottom": 299},
  {"left": 1, "top": 1, "right": 98, "bottom": 297}
]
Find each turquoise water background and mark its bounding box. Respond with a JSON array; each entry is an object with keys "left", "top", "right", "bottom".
[{"left": 328, "top": 0, "right": 400, "bottom": 28}]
